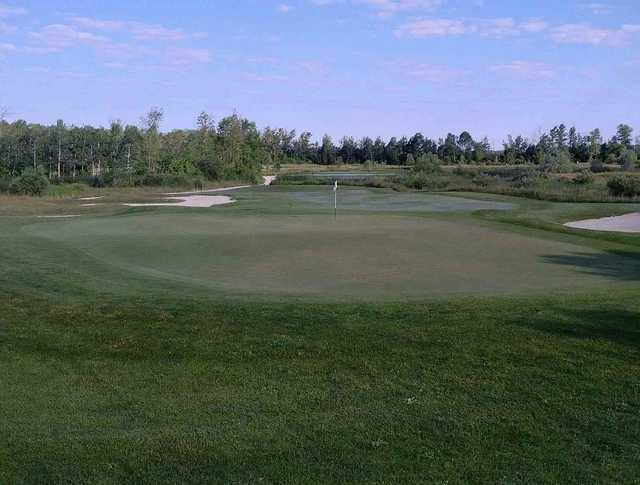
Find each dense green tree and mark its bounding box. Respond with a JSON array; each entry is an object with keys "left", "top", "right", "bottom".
[
  {"left": 621, "top": 149, "right": 637, "bottom": 170},
  {"left": 141, "top": 107, "right": 164, "bottom": 173},
  {"left": 588, "top": 129, "right": 602, "bottom": 160},
  {"left": 320, "top": 134, "right": 335, "bottom": 165},
  {"left": 439, "top": 133, "right": 459, "bottom": 164},
  {"left": 0, "top": 114, "right": 635, "bottom": 182},
  {"left": 616, "top": 124, "right": 633, "bottom": 147},
  {"left": 359, "top": 136, "right": 374, "bottom": 162},
  {"left": 372, "top": 137, "right": 386, "bottom": 163},
  {"left": 550, "top": 124, "right": 568, "bottom": 148},
  {"left": 340, "top": 136, "right": 357, "bottom": 163}
]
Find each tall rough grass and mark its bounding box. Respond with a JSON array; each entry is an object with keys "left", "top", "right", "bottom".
[{"left": 277, "top": 167, "right": 640, "bottom": 203}]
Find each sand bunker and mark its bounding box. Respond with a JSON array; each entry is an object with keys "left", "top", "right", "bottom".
[
  {"left": 164, "top": 185, "right": 250, "bottom": 196},
  {"left": 164, "top": 176, "right": 275, "bottom": 196},
  {"left": 564, "top": 213, "right": 640, "bottom": 233},
  {"left": 124, "top": 195, "right": 235, "bottom": 208},
  {"left": 125, "top": 176, "right": 275, "bottom": 208}
]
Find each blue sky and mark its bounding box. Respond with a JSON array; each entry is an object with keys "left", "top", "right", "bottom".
[{"left": 1, "top": 0, "right": 639, "bottom": 146}]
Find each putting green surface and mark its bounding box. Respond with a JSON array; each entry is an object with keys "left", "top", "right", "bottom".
[
  {"left": 23, "top": 208, "right": 639, "bottom": 298},
  {"left": 248, "top": 185, "right": 515, "bottom": 212}
]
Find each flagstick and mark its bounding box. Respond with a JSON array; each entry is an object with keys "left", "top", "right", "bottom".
[{"left": 334, "top": 180, "right": 337, "bottom": 219}]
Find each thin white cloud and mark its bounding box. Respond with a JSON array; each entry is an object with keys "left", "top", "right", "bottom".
[
  {"left": 395, "top": 16, "right": 639, "bottom": 47},
  {"left": 356, "top": 0, "right": 443, "bottom": 14},
  {"left": 0, "top": 2, "right": 27, "bottom": 18},
  {"left": 71, "top": 17, "right": 124, "bottom": 30},
  {"left": 127, "top": 21, "right": 186, "bottom": 41},
  {"left": 0, "top": 21, "right": 13, "bottom": 34},
  {"left": 405, "top": 63, "right": 453, "bottom": 82},
  {"left": 385, "top": 59, "right": 458, "bottom": 82},
  {"left": 395, "top": 17, "right": 539, "bottom": 38},
  {"left": 395, "top": 18, "right": 467, "bottom": 37},
  {"left": 0, "top": 41, "right": 16, "bottom": 58},
  {"left": 520, "top": 19, "right": 548, "bottom": 33},
  {"left": 241, "top": 72, "right": 289, "bottom": 82},
  {"left": 103, "top": 62, "right": 127, "bottom": 69},
  {"left": 550, "top": 23, "right": 632, "bottom": 46},
  {"left": 311, "top": 0, "right": 443, "bottom": 15},
  {"left": 70, "top": 17, "right": 187, "bottom": 41},
  {"left": 29, "top": 24, "right": 111, "bottom": 51},
  {"left": 167, "top": 47, "right": 211, "bottom": 66},
  {"left": 298, "top": 61, "right": 326, "bottom": 74},
  {"left": 277, "top": 4, "right": 293, "bottom": 13},
  {"left": 490, "top": 61, "right": 555, "bottom": 80},
  {"left": 0, "top": 2, "right": 25, "bottom": 34},
  {"left": 584, "top": 3, "right": 612, "bottom": 15}
]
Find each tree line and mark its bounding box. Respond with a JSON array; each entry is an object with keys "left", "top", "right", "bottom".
[{"left": 0, "top": 107, "right": 638, "bottom": 184}]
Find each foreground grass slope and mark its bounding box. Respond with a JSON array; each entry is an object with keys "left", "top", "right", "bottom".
[
  {"left": 1, "top": 186, "right": 640, "bottom": 483},
  {"left": 2, "top": 292, "right": 639, "bottom": 484}
]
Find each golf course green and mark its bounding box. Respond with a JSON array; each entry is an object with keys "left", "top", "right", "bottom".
[
  {"left": 2, "top": 184, "right": 640, "bottom": 483},
  {"left": 22, "top": 209, "right": 639, "bottom": 298}
]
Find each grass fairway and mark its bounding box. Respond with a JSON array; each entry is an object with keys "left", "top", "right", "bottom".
[{"left": 1, "top": 186, "right": 640, "bottom": 483}]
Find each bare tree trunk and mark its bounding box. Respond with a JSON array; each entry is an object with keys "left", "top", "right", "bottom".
[
  {"left": 57, "top": 139, "right": 62, "bottom": 178},
  {"left": 127, "top": 145, "right": 132, "bottom": 184}
]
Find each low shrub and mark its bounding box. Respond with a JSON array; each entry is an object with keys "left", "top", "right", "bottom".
[
  {"left": 573, "top": 172, "right": 594, "bottom": 185},
  {"left": 607, "top": 175, "right": 640, "bottom": 197},
  {"left": 485, "top": 165, "right": 534, "bottom": 178},
  {"left": 405, "top": 172, "right": 449, "bottom": 190},
  {"left": 46, "top": 183, "right": 87, "bottom": 198},
  {"left": 541, "top": 150, "right": 575, "bottom": 173},
  {"left": 0, "top": 177, "right": 11, "bottom": 193},
  {"left": 511, "top": 168, "right": 543, "bottom": 188},
  {"left": 89, "top": 175, "right": 115, "bottom": 188},
  {"left": 132, "top": 173, "right": 206, "bottom": 188},
  {"left": 413, "top": 154, "right": 442, "bottom": 175},
  {"left": 134, "top": 174, "right": 163, "bottom": 187},
  {"left": 9, "top": 169, "right": 50, "bottom": 196},
  {"left": 590, "top": 159, "right": 607, "bottom": 173},
  {"left": 472, "top": 173, "right": 493, "bottom": 187}
]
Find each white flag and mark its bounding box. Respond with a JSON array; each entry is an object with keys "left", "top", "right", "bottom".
[{"left": 333, "top": 180, "right": 338, "bottom": 192}]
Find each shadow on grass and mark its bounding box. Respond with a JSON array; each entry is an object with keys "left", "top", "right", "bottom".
[
  {"left": 541, "top": 250, "right": 640, "bottom": 281},
  {"left": 511, "top": 307, "right": 640, "bottom": 348}
]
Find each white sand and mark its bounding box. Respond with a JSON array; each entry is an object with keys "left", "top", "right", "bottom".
[
  {"left": 163, "top": 185, "right": 250, "bottom": 196},
  {"left": 164, "top": 176, "right": 276, "bottom": 196},
  {"left": 124, "top": 195, "right": 235, "bottom": 208},
  {"left": 125, "top": 176, "right": 275, "bottom": 208},
  {"left": 564, "top": 212, "right": 640, "bottom": 233}
]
